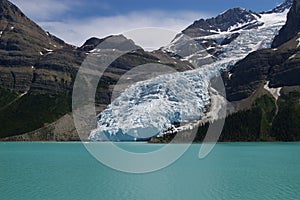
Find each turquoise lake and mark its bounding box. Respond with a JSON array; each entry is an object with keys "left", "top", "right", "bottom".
[{"left": 1, "top": 142, "right": 300, "bottom": 200}]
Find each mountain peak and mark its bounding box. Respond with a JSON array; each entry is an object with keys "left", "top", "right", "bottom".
[
  {"left": 225, "top": 7, "right": 247, "bottom": 12},
  {"left": 80, "top": 34, "right": 142, "bottom": 51},
  {"left": 182, "top": 7, "right": 259, "bottom": 37},
  {"left": 263, "top": 0, "right": 293, "bottom": 14}
]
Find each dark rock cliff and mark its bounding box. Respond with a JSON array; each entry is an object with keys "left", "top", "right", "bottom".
[{"left": 272, "top": 0, "right": 300, "bottom": 47}]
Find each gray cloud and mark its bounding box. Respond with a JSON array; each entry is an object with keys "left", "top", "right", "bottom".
[{"left": 10, "top": 0, "right": 76, "bottom": 20}]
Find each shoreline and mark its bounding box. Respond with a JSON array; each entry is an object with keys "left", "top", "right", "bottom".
[{"left": 1, "top": 140, "right": 300, "bottom": 143}]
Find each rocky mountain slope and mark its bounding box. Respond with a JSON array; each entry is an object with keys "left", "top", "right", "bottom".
[{"left": 0, "top": 0, "right": 69, "bottom": 93}]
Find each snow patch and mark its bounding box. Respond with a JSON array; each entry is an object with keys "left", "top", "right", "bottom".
[
  {"left": 264, "top": 81, "right": 282, "bottom": 100},
  {"left": 206, "top": 46, "right": 215, "bottom": 50},
  {"left": 90, "top": 48, "right": 101, "bottom": 53},
  {"left": 227, "top": 20, "right": 257, "bottom": 32},
  {"left": 39, "top": 52, "right": 43, "bottom": 56},
  {"left": 202, "top": 88, "right": 227, "bottom": 123},
  {"left": 170, "top": 33, "right": 185, "bottom": 44},
  {"left": 289, "top": 54, "right": 296, "bottom": 60},
  {"left": 19, "top": 91, "right": 28, "bottom": 97},
  {"left": 44, "top": 48, "right": 53, "bottom": 52},
  {"left": 297, "top": 37, "right": 300, "bottom": 48},
  {"left": 49, "top": 42, "right": 57, "bottom": 48},
  {"left": 258, "top": 9, "right": 289, "bottom": 28},
  {"left": 0, "top": 31, "right": 3, "bottom": 37}
]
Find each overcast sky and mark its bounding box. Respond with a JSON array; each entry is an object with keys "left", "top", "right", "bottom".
[{"left": 10, "top": 0, "right": 284, "bottom": 48}]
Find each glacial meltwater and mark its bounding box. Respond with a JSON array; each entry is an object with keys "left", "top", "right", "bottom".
[{"left": 1, "top": 142, "right": 300, "bottom": 200}]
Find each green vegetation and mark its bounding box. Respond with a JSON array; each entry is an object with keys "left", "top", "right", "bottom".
[
  {"left": 192, "top": 95, "right": 277, "bottom": 142},
  {"left": 219, "top": 94, "right": 277, "bottom": 141},
  {"left": 0, "top": 92, "right": 71, "bottom": 138},
  {"left": 271, "top": 91, "right": 300, "bottom": 141},
  {"left": 197, "top": 92, "right": 299, "bottom": 142}
]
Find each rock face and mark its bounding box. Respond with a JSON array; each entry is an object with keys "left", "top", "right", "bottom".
[
  {"left": 0, "top": 0, "right": 69, "bottom": 93},
  {"left": 272, "top": 0, "right": 300, "bottom": 47},
  {"left": 226, "top": 46, "right": 300, "bottom": 101}
]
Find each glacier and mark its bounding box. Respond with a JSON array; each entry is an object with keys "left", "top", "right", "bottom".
[{"left": 89, "top": 10, "right": 289, "bottom": 141}]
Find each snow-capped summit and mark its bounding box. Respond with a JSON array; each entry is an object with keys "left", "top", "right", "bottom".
[
  {"left": 163, "top": 1, "right": 291, "bottom": 68},
  {"left": 182, "top": 8, "right": 262, "bottom": 38}
]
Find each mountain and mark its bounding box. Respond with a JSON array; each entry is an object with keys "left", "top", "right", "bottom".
[
  {"left": 152, "top": 0, "right": 300, "bottom": 143},
  {"left": 0, "top": 0, "right": 193, "bottom": 140},
  {"left": 90, "top": 0, "right": 294, "bottom": 141}
]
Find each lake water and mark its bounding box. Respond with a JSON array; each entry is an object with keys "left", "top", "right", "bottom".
[{"left": 1, "top": 142, "right": 300, "bottom": 200}]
